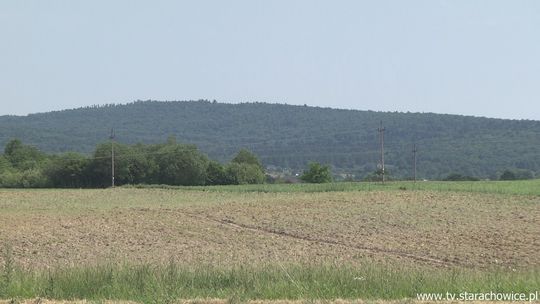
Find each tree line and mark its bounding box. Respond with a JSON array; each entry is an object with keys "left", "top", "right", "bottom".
[
  {"left": 0, "top": 138, "right": 265, "bottom": 188},
  {"left": 0, "top": 137, "right": 533, "bottom": 188}
]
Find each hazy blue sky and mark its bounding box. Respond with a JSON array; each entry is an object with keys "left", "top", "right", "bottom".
[{"left": 1, "top": 1, "right": 539, "bottom": 119}]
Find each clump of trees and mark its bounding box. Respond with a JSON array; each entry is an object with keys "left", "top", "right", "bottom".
[
  {"left": 0, "top": 139, "right": 265, "bottom": 188},
  {"left": 0, "top": 139, "right": 50, "bottom": 187},
  {"left": 300, "top": 162, "right": 332, "bottom": 183}
]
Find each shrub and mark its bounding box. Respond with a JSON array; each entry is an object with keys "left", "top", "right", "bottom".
[{"left": 300, "top": 162, "right": 332, "bottom": 183}]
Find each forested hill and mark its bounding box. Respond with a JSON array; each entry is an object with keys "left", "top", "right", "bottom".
[{"left": 1, "top": 100, "right": 539, "bottom": 180}]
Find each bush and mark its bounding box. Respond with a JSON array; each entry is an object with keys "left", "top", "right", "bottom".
[{"left": 300, "top": 162, "right": 332, "bottom": 183}]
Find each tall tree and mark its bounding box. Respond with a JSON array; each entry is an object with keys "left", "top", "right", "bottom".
[
  {"left": 45, "top": 153, "right": 89, "bottom": 188},
  {"left": 4, "top": 139, "right": 47, "bottom": 170},
  {"left": 231, "top": 149, "right": 264, "bottom": 170},
  {"left": 154, "top": 144, "right": 209, "bottom": 186}
]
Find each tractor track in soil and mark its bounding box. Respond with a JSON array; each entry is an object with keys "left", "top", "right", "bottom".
[{"left": 174, "top": 210, "right": 466, "bottom": 268}]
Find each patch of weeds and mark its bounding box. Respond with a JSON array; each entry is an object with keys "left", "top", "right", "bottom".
[
  {"left": 41, "top": 270, "right": 56, "bottom": 299},
  {"left": 1, "top": 243, "right": 14, "bottom": 295}
]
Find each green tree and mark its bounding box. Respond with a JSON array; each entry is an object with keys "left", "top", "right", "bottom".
[
  {"left": 206, "top": 160, "right": 227, "bottom": 185},
  {"left": 224, "top": 162, "right": 265, "bottom": 185},
  {"left": 0, "top": 139, "right": 50, "bottom": 187},
  {"left": 231, "top": 149, "right": 264, "bottom": 170},
  {"left": 0, "top": 156, "right": 13, "bottom": 174},
  {"left": 226, "top": 149, "right": 265, "bottom": 184},
  {"left": 4, "top": 139, "right": 47, "bottom": 170},
  {"left": 19, "top": 168, "right": 49, "bottom": 188},
  {"left": 153, "top": 144, "right": 209, "bottom": 186},
  {"left": 0, "top": 169, "right": 49, "bottom": 188},
  {"left": 300, "top": 162, "right": 332, "bottom": 183},
  {"left": 44, "top": 153, "right": 90, "bottom": 188},
  {"left": 121, "top": 145, "right": 157, "bottom": 185}
]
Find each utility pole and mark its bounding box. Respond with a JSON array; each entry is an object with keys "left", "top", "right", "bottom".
[
  {"left": 110, "top": 128, "right": 115, "bottom": 188},
  {"left": 377, "top": 121, "right": 385, "bottom": 183},
  {"left": 412, "top": 143, "right": 417, "bottom": 183}
]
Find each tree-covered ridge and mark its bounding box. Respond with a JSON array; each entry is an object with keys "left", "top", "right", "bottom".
[{"left": 0, "top": 100, "right": 539, "bottom": 179}]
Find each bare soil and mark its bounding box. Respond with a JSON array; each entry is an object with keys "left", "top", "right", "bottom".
[{"left": 0, "top": 189, "right": 538, "bottom": 270}]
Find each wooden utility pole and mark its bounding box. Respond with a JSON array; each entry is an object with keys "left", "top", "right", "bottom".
[
  {"left": 412, "top": 143, "right": 417, "bottom": 182},
  {"left": 110, "top": 128, "right": 115, "bottom": 188},
  {"left": 377, "top": 121, "right": 385, "bottom": 183}
]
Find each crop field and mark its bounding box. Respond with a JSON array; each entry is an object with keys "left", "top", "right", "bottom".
[{"left": 0, "top": 181, "right": 539, "bottom": 302}]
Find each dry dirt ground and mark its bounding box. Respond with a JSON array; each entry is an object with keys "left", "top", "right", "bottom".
[{"left": 0, "top": 189, "right": 539, "bottom": 270}]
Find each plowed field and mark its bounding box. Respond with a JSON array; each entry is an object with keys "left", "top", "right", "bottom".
[{"left": 1, "top": 188, "right": 538, "bottom": 270}]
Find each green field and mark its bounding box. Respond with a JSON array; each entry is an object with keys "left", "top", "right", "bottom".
[
  {"left": 1, "top": 180, "right": 539, "bottom": 302},
  {"left": 133, "top": 179, "right": 540, "bottom": 196}
]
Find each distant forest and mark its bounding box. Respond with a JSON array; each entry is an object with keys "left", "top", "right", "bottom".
[{"left": 0, "top": 100, "right": 539, "bottom": 180}]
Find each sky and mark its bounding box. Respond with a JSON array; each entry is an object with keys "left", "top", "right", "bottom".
[{"left": 1, "top": 1, "right": 539, "bottom": 120}]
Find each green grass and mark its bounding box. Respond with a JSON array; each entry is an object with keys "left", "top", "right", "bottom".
[
  {"left": 126, "top": 179, "right": 540, "bottom": 196},
  {"left": 1, "top": 262, "right": 538, "bottom": 302}
]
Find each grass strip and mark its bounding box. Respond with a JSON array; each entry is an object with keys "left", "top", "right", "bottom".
[{"left": 1, "top": 263, "right": 538, "bottom": 302}]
